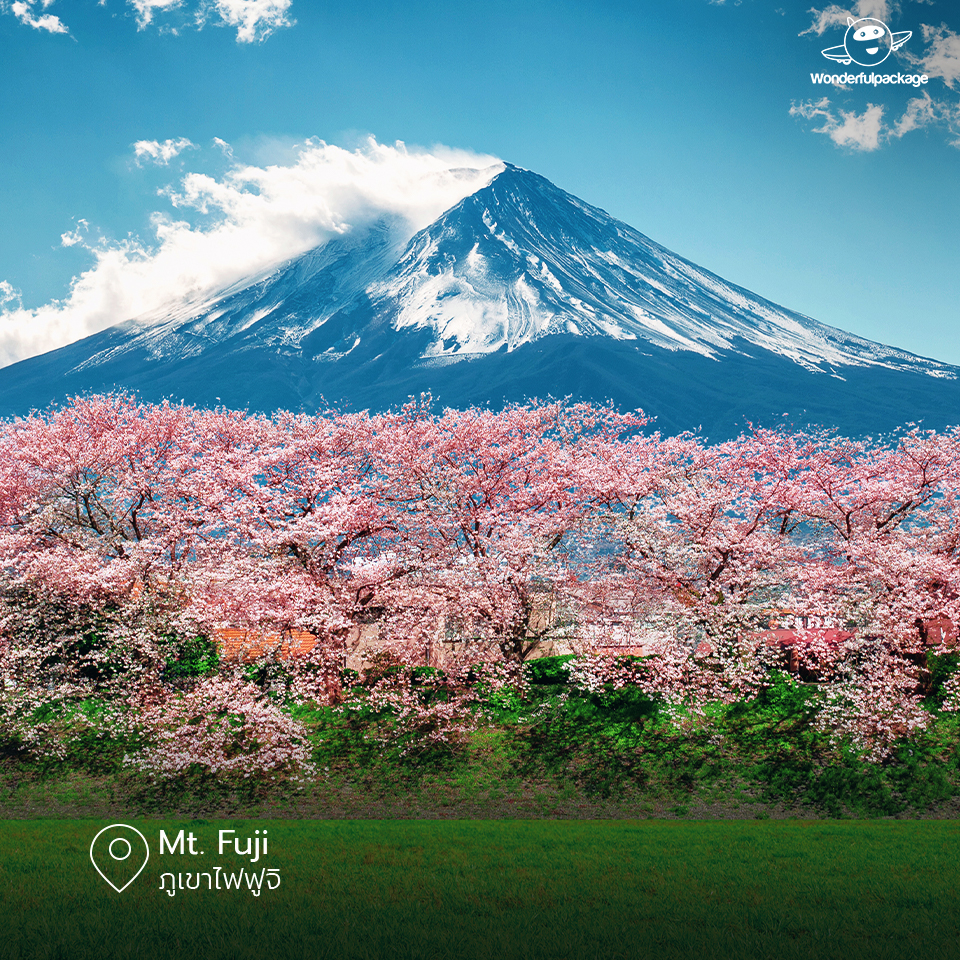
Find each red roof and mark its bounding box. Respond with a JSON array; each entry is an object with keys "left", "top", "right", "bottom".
[{"left": 214, "top": 628, "right": 317, "bottom": 660}]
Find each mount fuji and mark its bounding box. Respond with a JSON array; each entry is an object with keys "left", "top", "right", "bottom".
[{"left": 0, "top": 163, "right": 957, "bottom": 438}]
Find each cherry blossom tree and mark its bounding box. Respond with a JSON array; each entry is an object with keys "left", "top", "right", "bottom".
[
  {"left": 368, "top": 398, "right": 649, "bottom": 664},
  {"left": 2, "top": 393, "right": 960, "bottom": 764}
]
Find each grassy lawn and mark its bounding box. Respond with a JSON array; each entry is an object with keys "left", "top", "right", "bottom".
[{"left": 0, "top": 819, "right": 958, "bottom": 959}]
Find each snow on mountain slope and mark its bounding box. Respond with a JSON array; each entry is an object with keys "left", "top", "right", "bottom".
[
  {"left": 69, "top": 215, "right": 412, "bottom": 373},
  {"left": 62, "top": 162, "right": 953, "bottom": 383},
  {"left": 0, "top": 160, "right": 955, "bottom": 438},
  {"left": 361, "top": 164, "right": 952, "bottom": 378}
]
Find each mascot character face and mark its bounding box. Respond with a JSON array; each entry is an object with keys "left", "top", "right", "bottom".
[{"left": 845, "top": 18, "right": 894, "bottom": 66}]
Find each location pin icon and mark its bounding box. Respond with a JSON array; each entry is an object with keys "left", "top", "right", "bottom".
[{"left": 90, "top": 824, "right": 150, "bottom": 893}]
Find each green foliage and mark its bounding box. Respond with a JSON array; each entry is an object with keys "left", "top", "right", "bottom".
[
  {"left": 713, "top": 673, "right": 960, "bottom": 816},
  {"left": 161, "top": 633, "right": 220, "bottom": 683},
  {"left": 721, "top": 672, "right": 822, "bottom": 760},
  {"left": 45, "top": 608, "right": 128, "bottom": 688},
  {"left": 241, "top": 655, "right": 292, "bottom": 694},
  {"left": 924, "top": 650, "right": 960, "bottom": 709},
  {"left": 475, "top": 680, "right": 525, "bottom": 720},
  {"left": 410, "top": 665, "right": 442, "bottom": 683},
  {"left": 5, "top": 659, "right": 960, "bottom": 817},
  {"left": 293, "top": 667, "right": 960, "bottom": 814},
  {"left": 11, "top": 698, "right": 146, "bottom": 775},
  {"left": 1, "top": 588, "right": 140, "bottom": 690},
  {"left": 523, "top": 654, "right": 575, "bottom": 685}
]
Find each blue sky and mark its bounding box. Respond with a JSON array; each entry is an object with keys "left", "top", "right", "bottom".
[{"left": 0, "top": 0, "right": 958, "bottom": 366}]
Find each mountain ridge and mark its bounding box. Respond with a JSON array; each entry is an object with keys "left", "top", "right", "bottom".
[{"left": 0, "top": 163, "right": 956, "bottom": 439}]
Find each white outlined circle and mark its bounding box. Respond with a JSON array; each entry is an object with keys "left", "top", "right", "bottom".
[
  {"left": 843, "top": 18, "right": 893, "bottom": 66},
  {"left": 108, "top": 837, "right": 132, "bottom": 861}
]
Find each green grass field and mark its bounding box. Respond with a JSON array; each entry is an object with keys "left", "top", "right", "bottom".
[{"left": 0, "top": 819, "right": 958, "bottom": 959}]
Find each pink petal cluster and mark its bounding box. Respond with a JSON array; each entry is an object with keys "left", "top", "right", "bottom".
[{"left": 130, "top": 677, "right": 313, "bottom": 778}]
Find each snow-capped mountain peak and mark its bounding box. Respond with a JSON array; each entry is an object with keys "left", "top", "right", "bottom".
[
  {"left": 367, "top": 164, "right": 950, "bottom": 377},
  {"left": 0, "top": 162, "right": 956, "bottom": 439}
]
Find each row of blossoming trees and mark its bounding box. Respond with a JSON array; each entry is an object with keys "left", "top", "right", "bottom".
[{"left": 2, "top": 392, "right": 960, "bottom": 773}]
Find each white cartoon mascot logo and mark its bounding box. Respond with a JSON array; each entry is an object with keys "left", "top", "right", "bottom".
[{"left": 822, "top": 17, "right": 911, "bottom": 67}]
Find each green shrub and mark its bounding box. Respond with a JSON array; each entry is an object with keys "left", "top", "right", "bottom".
[
  {"left": 523, "top": 654, "right": 575, "bottom": 685},
  {"left": 924, "top": 650, "right": 960, "bottom": 709},
  {"left": 161, "top": 634, "right": 220, "bottom": 683}
]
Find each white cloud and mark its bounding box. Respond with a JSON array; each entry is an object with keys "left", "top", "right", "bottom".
[
  {"left": 133, "top": 138, "right": 196, "bottom": 166},
  {"left": 0, "top": 138, "right": 504, "bottom": 369},
  {"left": 197, "top": 0, "right": 293, "bottom": 43},
  {"left": 59, "top": 219, "right": 90, "bottom": 248},
  {"left": 790, "top": 97, "right": 885, "bottom": 150},
  {"left": 794, "top": 23, "right": 960, "bottom": 152},
  {"left": 2, "top": 0, "right": 293, "bottom": 42},
  {"left": 925, "top": 97, "right": 960, "bottom": 146},
  {"left": 828, "top": 103, "right": 885, "bottom": 150},
  {"left": 5, "top": 0, "right": 69, "bottom": 33},
  {"left": 800, "top": 2, "right": 896, "bottom": 37},
  {"left": 893, "top": 23, "right": 960, "bottom": 147},
  {"left": 0, "top": 281, "right": 20, "bottom": 309},
  {"left": 911, "top": 23, "right": 960, "bottom": 89},
  {"left": 128, "top": 0, "right": 182, "bottom": 28},
  {"left": 130, "top": 0, "right": 292, "bottom": 42},
  {"left": 793, "top": 85, "right": 960, "bottom": 150},
  {"left": 889, "top": 91, "right": 939, "bottom": 137}
]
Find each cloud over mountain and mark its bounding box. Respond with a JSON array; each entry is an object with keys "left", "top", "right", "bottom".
[
  {"left": 0, "top": 139, "right": 503, "bottom": 368},
  {"left": 0, "top": 161, "right": 955, "bottom": 440}
]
